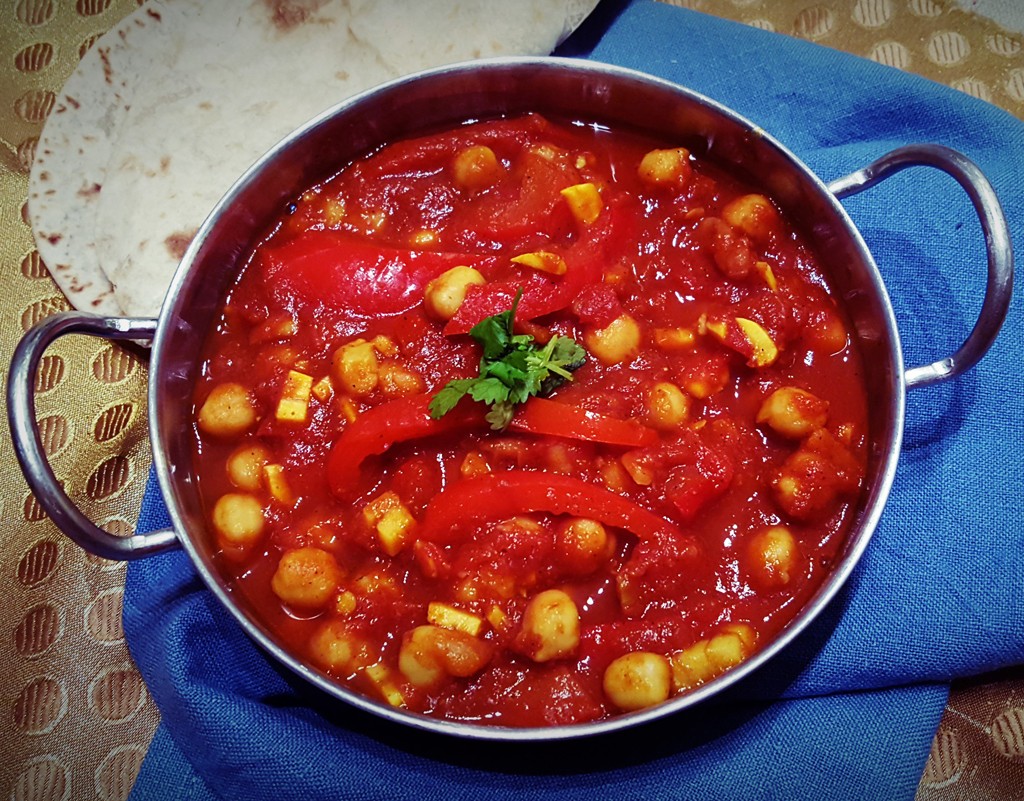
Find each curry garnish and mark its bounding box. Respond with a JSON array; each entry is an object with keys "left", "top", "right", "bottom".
[{"left": 429, "top": 290, "right": 586, "bottom": 430}]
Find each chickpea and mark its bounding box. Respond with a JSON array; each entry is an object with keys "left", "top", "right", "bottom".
[
  {"left": 555, "top": 518, "right": 612, "bottom": 575},
  {"left": 211, "top": 492, "right": 264, "bottom": 551},
  {"left": 748, "top": 526, "right": 801, "bottom": 589},
  {"left": 705, "top": 626, "right": 754, "bottom": 672},
  {"left": 806, "top": 306, "right": 850, "bottom": 353},
  {"left": 423, "top": 265, "right": 486, "bottom": 320},
  {"left": 598, "top": 457, "right": 632, "bottom": 493},
  {"left": 309, "top": 620, "right": 372, "bottom": 673},
  {"left": 378, "top": 362, "right": 425, "bottom": 398},
  {"left": 332, "top": 339, "right": 378, "bottom": 397},
  {"left": 584, "top": 313, "right": 641, "bottom": 366},
  {"left": 452, "top": 145, "right": 505, "bottom": 191},
  {"left": 646, "top": 381, "right": 690, "bottom": 430},
  {"left": 682, "top": 355, "right": 730, "bottom": 399},
  {"left": 670, "top": 623, "right": 755, "bottom": 691},
  {"left": 638, "top": 147, "right": 692, "bottom": 188},
  {"left": 699, "top": 217, "right": 756, "bottom": 280},
  {"left": 271, "top": 546, "right": 343, "bottom": 610},
  {"left": 197, "top": 382, "right": 257, "bottom": 438},
  {"left": 721, "top": 193, "right": 780, "bottom": 243},
  {"left": 671, "top": 641, "right": 713, "bottom": 690},
  {"left": 516, "top": 589, "right": 580, "bottom": 662},
  {"left": 226, "top": 443, "right": 269, "bottom": 491},
  {"left": 398, "top": 624, "right": 492, "bottom": 689},
  {"left": 773, "top": 429, "right": 861, "bottom": 520},
  {"left": 756, "top": 387, "right": 828, "bottom": 439},
  {"left": 603, "top": 652, "right": 672, "bottom": 711}
]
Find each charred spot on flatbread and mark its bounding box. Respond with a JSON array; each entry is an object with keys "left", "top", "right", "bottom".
[
  {"left": 165, "top": 229, "right": 197, "bottom": 261},
  {"left": 264, "top": 0, "right": 331, "bottom": 32}
]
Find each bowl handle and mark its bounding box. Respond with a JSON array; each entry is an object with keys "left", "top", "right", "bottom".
[
  {"left": 827, "top": 144, "right": 1014, "bottom": 390},
  {"left": 7, "top": 311, "right": 179, "bottom": 560}
]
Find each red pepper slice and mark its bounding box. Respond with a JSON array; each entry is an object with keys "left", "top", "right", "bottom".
[
  {"left": 327, "top": 395, "right": 486, "bottom": 499},
  {"left": 262, "top": 230, "right": 498, "bottom": 319},
  {"left": 418, "top": 470, "right": 684, "bottom": 545},
  {"left": 443, "top": 199, "right": 624, "bottom": 335},
  {"left": 510, "top": 397, "right": 658, "bottom": 448}
]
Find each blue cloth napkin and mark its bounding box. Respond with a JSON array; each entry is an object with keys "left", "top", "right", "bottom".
[{"left": 124, "top": 2, "right": 1024, "bottom": 799}]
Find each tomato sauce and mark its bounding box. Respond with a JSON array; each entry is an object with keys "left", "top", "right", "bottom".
[{"left": 192, "top": 114, "right": 868, "bottom": 726}]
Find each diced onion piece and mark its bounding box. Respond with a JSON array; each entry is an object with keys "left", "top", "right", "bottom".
[
  {"left": 736, "top": 317, "right": 778, "bottom": 366},
  {"left": 755, "top": 260, "right": 778, "bottom": 292},
  {"left": 311, "top": 375, "right": 333, "bottom": 402},
  {"left": 560, "top": 182, "right": 603, "bottom": 224},
  {"left": 486, "top": 604, "right": 507, "bottom": 631},
  {"left": 363, "top": 490, "right": 416, "bottom": 556},
  {"left": 364, "top": 662, "right": 406, "bottom": 707},
  {"left": 511, "top": 250, "right": 567, "bottom": 276},
  {"left": 653, "top": 327, "right": 696, "bottom": 351},
  {"left": 263, "top": 463, "right": 294, "bottom": 504},
  {"left": 338, "top": 396, "right": 359, "bottom": 423},
  {"left": 427, "top": 601, "right": 484, "bottom": 637},
  {"left": 706, "top": 315, "right": 779, "bottom": 368},
  {"left": 460, "top": 450, "right": 491, "bottom": 478},
  {"left": 275, "top": 369, "right": 313, "bottom": 423}
]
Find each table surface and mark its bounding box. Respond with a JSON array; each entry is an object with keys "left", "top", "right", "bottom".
[{"left": 1, "top": 2, "right": 1021, "bottom": 799}]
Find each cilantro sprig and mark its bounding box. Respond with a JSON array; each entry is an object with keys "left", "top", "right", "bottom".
[{"left": 428, "top": 291, "right": 586, "bottom": 430}]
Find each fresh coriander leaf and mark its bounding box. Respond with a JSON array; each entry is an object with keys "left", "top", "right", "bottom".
[
  {"left": 551, "top": 337, "right": 586, "bottom": 370},
  {"left": 485, "top": 401, "right": 516, "bottom": 431},
  {"left": 470, "top": 312, "right": 512, "bottom": 359},
  {"left": 429, "top": 289, "right": 588, "bottom": 428},
  {"left": 467, "top": 377, "right": 510, "bottom": 406},
  {"left": 468, "top": 289, "right": 524, "bottom": 359},
  {"left": 428, "top": 378, "right": 476, "bottom": 418}
]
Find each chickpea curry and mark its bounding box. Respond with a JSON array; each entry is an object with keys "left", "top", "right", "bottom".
[{"left": 192, "top": 114, "right": 868, "bottom": 726}]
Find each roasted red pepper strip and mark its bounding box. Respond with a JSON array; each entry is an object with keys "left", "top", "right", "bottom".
[
  {"left": 510, "top": 397, "right": 658, "bottom": 448},
  {"left": 327, "top": 395, "right": 486, "bottom": 498},
  {"left": 262, "top": 230, "right": 498, "bottom": 319},
  {"left": 443, "top": 199, "right": 624, "bottom": 335},
  {"left": 418, "top": 470, "right": 683, "bottom": 544}
]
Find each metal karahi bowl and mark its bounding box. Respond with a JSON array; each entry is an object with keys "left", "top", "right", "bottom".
[{"left": 8, "top": 58, "right": 1012, "bottom": 741}]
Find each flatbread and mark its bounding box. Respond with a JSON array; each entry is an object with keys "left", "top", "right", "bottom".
[{"left": 29, "top": 0, "right": 599, "bottom": 319}]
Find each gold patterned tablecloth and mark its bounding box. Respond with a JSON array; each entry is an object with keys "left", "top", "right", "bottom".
[{"left": 0, "top": 2, "right": 1021, "bottom": 799}]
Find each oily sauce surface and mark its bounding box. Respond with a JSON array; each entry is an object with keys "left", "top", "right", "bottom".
[{"left": 192, "top": 114, "right": 868, "bottom": 726}]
